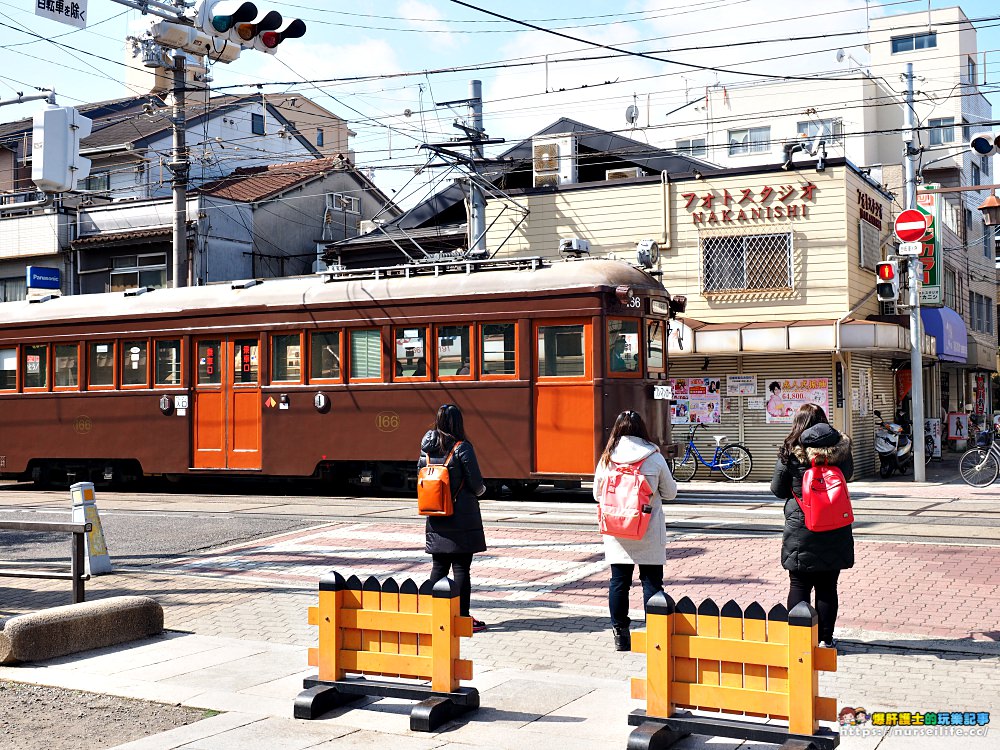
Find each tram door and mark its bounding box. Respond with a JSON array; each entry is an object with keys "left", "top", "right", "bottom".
[
  {"left": 192, "top": 337, "right": 262, "bottom": 470},
  {"left": 533, "top": 320, "right": 594, "bottom": 474}
]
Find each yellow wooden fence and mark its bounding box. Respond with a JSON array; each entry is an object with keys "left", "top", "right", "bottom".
[
  {"left": 631, "top": 593, "right": 836, "bottom": 736},
  {"left": 308, "top": 572, "right": 473, "bottom": 693}
]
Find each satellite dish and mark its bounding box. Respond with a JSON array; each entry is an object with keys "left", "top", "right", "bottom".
[
  {"left": 835, "top": 49, "right": 846, "bottom": 63},
  {"left": 625, "top": 105, "right": 640, "bottom": 126}
]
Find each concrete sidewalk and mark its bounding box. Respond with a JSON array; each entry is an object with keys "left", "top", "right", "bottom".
[{"left": 2, "top": 623, "right": 994, "bottom": 750}]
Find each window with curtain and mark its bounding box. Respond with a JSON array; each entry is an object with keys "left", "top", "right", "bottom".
[{"left": 351, "top": 329, "right": 382, "bottom": 379}]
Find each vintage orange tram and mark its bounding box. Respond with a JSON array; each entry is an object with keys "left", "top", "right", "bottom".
[{"left": 0, "top": 257, "right": 680, "bottom": 490}]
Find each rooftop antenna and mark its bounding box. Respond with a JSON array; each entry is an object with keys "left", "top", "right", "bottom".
[{"left": 625, "top": 102, "right": 639, "bottom": 128}]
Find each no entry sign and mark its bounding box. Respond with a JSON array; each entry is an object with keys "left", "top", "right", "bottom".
[{"left": 894, "top": 209, "right": 928, "bottom": 242}]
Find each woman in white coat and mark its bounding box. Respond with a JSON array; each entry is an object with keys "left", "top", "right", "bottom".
[{"left": 593, "top": 410, "right": 677, "bottom": 651}]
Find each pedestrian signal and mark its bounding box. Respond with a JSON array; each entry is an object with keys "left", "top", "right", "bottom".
[{"left": 875, "top": 260, "right": 900, "bottom": 302}]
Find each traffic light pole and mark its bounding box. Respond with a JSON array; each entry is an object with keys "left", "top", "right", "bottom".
[
  {"left": 903, "top": 62, "right": 926, "bottom": 480},
  {"left": 169, "top": 53, "right": 189, "bottom": 288}
]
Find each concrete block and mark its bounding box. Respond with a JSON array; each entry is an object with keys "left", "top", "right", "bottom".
[{"left": 0, "top": 596, "right": 163, "bottom": 664}]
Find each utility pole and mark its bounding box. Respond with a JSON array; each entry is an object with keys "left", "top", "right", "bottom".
[
  {"left": 903, "top": 62, "right": 926, "bottom": 480},
  {"left": 169, "top": 53, "right": 188, "bottom": 288},
  {"left": 468, "top": 80, "right": 487, "bottom": 257}
]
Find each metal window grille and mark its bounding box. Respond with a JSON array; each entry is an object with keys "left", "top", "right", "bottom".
[{"left": 700, "top": 230, "right": 792, "bottom": 294}]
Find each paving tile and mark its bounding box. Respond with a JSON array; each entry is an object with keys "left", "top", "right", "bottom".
[
  {"left": 108, "top": 712, "right": 268, "bottom": 750},
  {"left": 181, "top": 716, "right": 354, "bottom": 750}
]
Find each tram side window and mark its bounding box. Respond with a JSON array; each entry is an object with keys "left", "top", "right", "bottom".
[
  {"left": 155, "top": 340, "right": 181, "bottom": 386},
  {"left": 89, "top": 342, "right": 115, "bottom": 387},
  {"left": 310, "top": 331, "right": 341, "bottom": 381},
  {"left": 233, "top": 339, "right": 259, "bottom": 384},
  {"left": 646, "top": 320, "right": 666, "bottom": 373},
  {"left": 122, "top": 340, "right": 148, "bottom": 387},
  {"left": 0, "top": 348, "right": 16, "bottom": 390},
  {"left": 394, "top": 327, "right": 427, "bottom": 378},
  {"left": 350, "top": 329, "right": 382, "bottom": 380},
  {"left": 538, "top": 324, "right": 586, "bottom": 377},
  {"left": 481, "top": 323, "right": 516, "bottom": 376},
  {"left": 437, "top": 325, "right": 471, "bottom": 377},
  {"left": 54, "top": 344, "right": 79, "bottom": 388},
  {"left": 197, "top": 340, "right": 221, "bottom": 385},
  {"left": 608, "top": 319, "right": 640, "bottom": 374},
  {"left": 22, "top": 344, "right": 48, "bottom": 389},
  {"left": 271, "top": 334, "right": 302, "bottom": 383}
]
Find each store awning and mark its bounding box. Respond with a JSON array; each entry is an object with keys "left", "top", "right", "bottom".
[
  {"left": 920, "top": 307, "right": 968, "bottom": 363},
  {"left": 668, "top": 318, "right": 937, "bottom": 358}
]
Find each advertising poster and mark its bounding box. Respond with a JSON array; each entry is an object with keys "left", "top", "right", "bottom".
[
  {"left": 671, "top": 377, "right": 721, "bottom": 424},
  {"left": 764, "top": 378, "right": 830, "bottom": 424},
  {"left": 727, "top": 374, "right": 757, "bottom": 396},
  {"left": 947, "top": 413, "right": 969, "bottom": 441},
  {"left": 925, "top": 418, "right": 942, "bottom": 459}
]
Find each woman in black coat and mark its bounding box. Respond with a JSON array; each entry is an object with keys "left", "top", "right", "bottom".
[
  {"left": 770, "top": 403, "right": 854, "bottom": 648},
  {"left": 418, "top": 404, "right": 488, "bottom": 631}
]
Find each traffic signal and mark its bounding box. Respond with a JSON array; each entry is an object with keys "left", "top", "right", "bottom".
[
  {"left": 31, "top": 104, "right": 92, "bottom": 194},
  {"left": 875, "top": 259, "right": 900, "bottom": 302},
  {"left": 970, "top": 132, "right": 1000, "bottom": 157},
  {"left": 196, "top": 1, "right": 305, "bottom": 53}
]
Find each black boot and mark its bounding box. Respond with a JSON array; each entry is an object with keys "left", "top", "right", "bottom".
[{"left": 613, "top": 626, "right": 631, "bottom": 652}]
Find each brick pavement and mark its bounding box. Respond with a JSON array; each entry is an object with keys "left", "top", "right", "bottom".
[
  {"left": 147, "top": 521, "right": 1000, "bottom": 641},
  {"left": 3, "top": 520, "right": 1000, "bottom": 720}
]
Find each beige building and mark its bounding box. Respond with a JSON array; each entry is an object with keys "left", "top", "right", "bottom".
[{"left": 486, "top": 158, "right": 937, "bottom": 479}]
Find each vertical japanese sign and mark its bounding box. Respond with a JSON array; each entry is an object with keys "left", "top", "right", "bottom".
[
  {"left": 35, "top": 0, "right": 87, "bottom": 29},
  {"left": 916, "top": 184, "right": 943, "bottom": 306}
]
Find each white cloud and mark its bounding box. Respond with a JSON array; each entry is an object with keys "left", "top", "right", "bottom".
[{"left": 396, "top": 1, "right": 458, "bottom": 48}]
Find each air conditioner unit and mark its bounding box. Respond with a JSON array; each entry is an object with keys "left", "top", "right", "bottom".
[
  {"left": 606, "top": 167, "right": 642, "bottom": 181},
  {"left": 532, "top": 135, "right": 577, "bottom": 187}
]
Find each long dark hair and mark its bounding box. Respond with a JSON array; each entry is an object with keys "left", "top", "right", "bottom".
[
  {"left": 431, "top": 403, "right": 467, "bottom": 450},
  {"left": 778, "top": 403, "right": 829, "bottom": 462},
  {"left": 600, "top": 410, "right": 652, "bottom": 467}
]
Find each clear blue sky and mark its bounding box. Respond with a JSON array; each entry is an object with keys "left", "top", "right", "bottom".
[{"left": 1, "top": 0, "right": 998, "bottom": 203}]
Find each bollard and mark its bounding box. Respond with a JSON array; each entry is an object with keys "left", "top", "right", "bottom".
[{"left": 70, "top": 481, "right": 112, "bottom": 575}]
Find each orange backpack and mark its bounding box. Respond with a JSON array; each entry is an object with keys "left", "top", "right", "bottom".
[{"left": 417, "top": 441, "right": 463, "bottom": 516}]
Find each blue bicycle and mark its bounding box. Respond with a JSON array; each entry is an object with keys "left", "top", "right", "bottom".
[{"left": 670, "top": 422, "right": 753, "bottom": 482}]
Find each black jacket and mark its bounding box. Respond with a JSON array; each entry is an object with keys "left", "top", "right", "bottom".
[
  {"left": 770, "top": 423, "right": 855, "bottom": 573},
  {"left": 418, "top": 430, "right": 487, "bottom": 555}
]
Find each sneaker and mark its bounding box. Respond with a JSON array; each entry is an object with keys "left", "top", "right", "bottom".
[
  {"left": 472, "top": 619, "right": 488, "bottom": 633},
  {"left": 819, "top": 639, "right": 837, "bottom": 649},
  {"left": 613, "top": 626, "right": 632, "bottom": 652}
]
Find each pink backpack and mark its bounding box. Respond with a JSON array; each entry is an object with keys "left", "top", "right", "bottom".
[
  {"left": 598, "top": 459, "right": 654, "bottom": 539},
  {"left": 793, "top": 457, "right": 854, "bottom": 532}
]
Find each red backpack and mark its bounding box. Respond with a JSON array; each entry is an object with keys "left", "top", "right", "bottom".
[
  {"left": 598, "top": 460, "right": 654, "bottom": 540},
  {"left": 793, "top": 457, "right": 853, "bottom": 532}
]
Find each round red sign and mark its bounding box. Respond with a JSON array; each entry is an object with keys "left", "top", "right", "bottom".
[{"left": 894, "top": 209, "right": 928, "bottom": 243}]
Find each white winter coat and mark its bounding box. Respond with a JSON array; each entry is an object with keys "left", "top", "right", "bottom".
[{"left": 592, "top": 436, "right": 677, "bottom": 565}]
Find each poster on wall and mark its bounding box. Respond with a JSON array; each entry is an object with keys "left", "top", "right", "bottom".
[
  {"left": 947, "top": 412, "right": 969, "bottom": 440},
  {"left": 859, "top": 369, "right": 872, "bottom": 417},
  {"left": 747, "top": 397, "right": 765, "bottom": 410},
  {"left": 670, "top": 377, "right": 722, "bottom": 424},
  {"left": 764, "top": 378, "right": 830, "bottom": 424},
  {"left": 727, "top": 374, "right": 757, "bottom": 396}
]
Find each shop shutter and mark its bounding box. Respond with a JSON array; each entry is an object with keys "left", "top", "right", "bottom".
[
  {"left": 849, "top": 355, "right": 896, "bottom": 479},
  {"left": 667, "top": 354, "right": 834, "bottom": 483}
]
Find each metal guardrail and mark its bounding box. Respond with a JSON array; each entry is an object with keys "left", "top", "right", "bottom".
[{"left": 0, "top": 520, "right": 92, "bottom": 603}]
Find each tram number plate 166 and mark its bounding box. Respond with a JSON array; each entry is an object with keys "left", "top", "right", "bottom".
[{"left": 653, "top": 385, "right": 673, "bottom": 400}]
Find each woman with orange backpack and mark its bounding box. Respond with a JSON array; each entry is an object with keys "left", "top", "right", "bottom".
[
  {"left": 593, "top": 411, "right": 677, "bottom": 652},
  {"left": 418, "top": 404, "right": 489, "bottom": 633},
  {"left": 770, "top": 403, "right": 854, "bottom": 648}
]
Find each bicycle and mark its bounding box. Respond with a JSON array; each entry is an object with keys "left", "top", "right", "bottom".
[
  {"left": 670, "top": 422, "right": 753, "bottom": 482},
  {"left": 958, "top": 424, "right": 1000, "bottom": 488}
]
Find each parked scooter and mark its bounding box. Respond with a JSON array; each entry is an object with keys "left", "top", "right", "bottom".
[{"left": 874, "top": 409, "right": 914, "bottom": 477}]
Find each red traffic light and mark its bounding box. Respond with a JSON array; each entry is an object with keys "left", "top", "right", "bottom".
[{"left": 877, "top": 262, "right": 896, "bottom": 281}]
